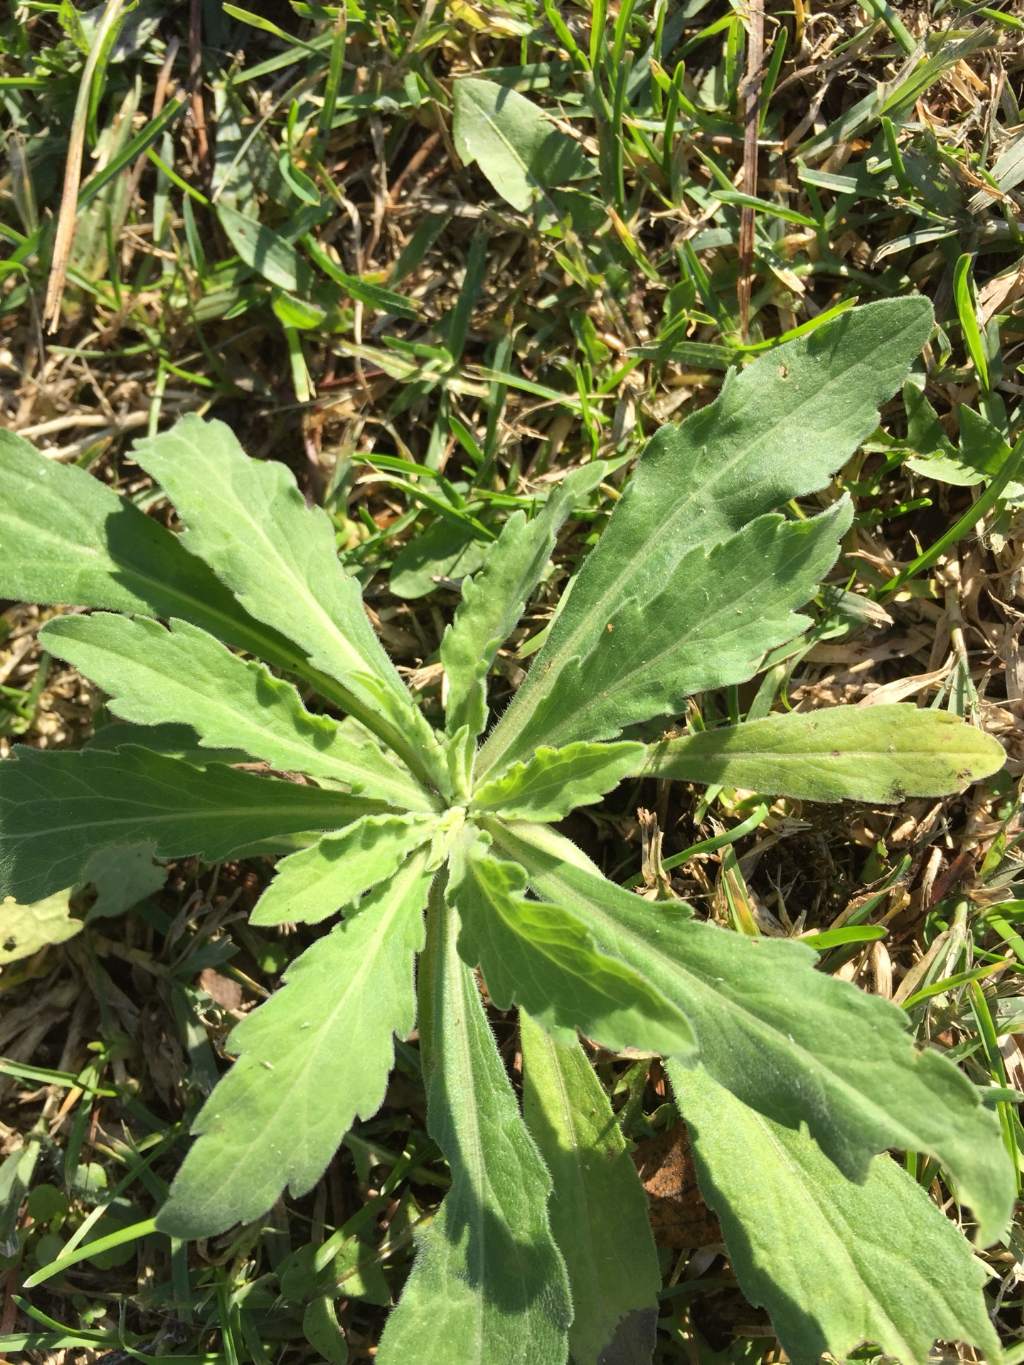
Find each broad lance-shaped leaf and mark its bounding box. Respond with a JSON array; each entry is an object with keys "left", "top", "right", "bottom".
[
  {"left": 452, "top": 77, "right": 593, "bottom": 214},
  {"left": 131, "top": 417, "right": 448, "bottom": 792},
  {"left": 158, "top": 850, "right": 433, "bottom": 1239},
  {"left": 488, "top": 820, "right": 1014, "bottom": 1244},
  {"left": 448, "top": 831, "right": 695, "bottom": 1056},
  {"left": 641, "top": 704, "right": 1005, "bottom": 802},
  {"left": 485, "top": 502, "right": 850, "bottom": 766},
  {"left": 669, "top": 1063, "right": 1002, "bottom": 1365},
  {"left": 479, "top": 297, "right": 933, "bottom": 776},
  {"left": 0, "top": 746, "right": 376, "bottom": 904},
  {"left": 471, "top": 740, "right": 643, "bottom": 822},
  {"left": 442, "top": 463, "right": 607, "bottom": 739},
  {"left": 251, "top": 813, "right": 441, "bottom": 926},
  {"left": 521, "top": 1012, "right": 660, "bottom": 1365},
  {"left": 377, "top": 880, "right": 571, "bottom": 1365},
  {"left": 0, "top": 429, "right": 303, "bottom": 671},
  {"left": 42, "top": 614, "right": 436, "bottom": 811}
]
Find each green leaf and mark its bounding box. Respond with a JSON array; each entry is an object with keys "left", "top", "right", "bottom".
[
  {"left": 958, "top": 407, "right": 1024, "bottom": 498},
  {"left": 670, "top": 1063, "right": 1002, "bottom": 1365},
  {"left": 302, "top": 233, "right": 418, "bottom": 318},
  {"left": 452, "top": 77, "right": 593, "bottom": 214},
  {"left": 903, "top": 381, "right": 972, "bottom": 485},
  {"left": 521, "top": 1012, "right": 660, "bottom": 1365},
  {"left": 81, "top": 842, "right": 165, "bottom": 919},
  {"left": 377, "top": 880, "right": 571, "bottom": 1365},
  {"left": 0, "top": 891, "right": 81, "bottom": 964},
  {"left": 479, "top": 298, "right": 933, "bottom": 777},
  {"left": 86, "top": 720, "right": 251, "bottom": 767},
  {"left": 217, "top": 202, "right": 309, "bottom": 292},
  {"left": 0, "top": 746, "right": 374, "bottom": 904},
  {"left": 442, "top": 465, "right": 607, "bottom": 739},
  {"left": 449, "top": 833, "right": 695, "bottom": 1056},
  {"left": 489, "top": 820, "right": 1014, "bottom": 1244},
  {"left": 484, "top": 503, "right": 851, "bottom": 766},
  {"left": 641, "top": 705, "right": 1005, "bottom": 802},
  {"left": 472, "top": 740, "right": 643, "bottom": 822},
  {"left": 130, "top": 416, "right": 447, "bottom": 791},
  {"left": 158, "top": 850, "right": 432, "bottom": 1238},
  {"left": 42, "top": 613, "right": 435, "bottom": 811},
  {"left": 953, "top": 252, "right": 990, "bottom": 391},
  {"left": 251, "top": 813, "right": 441, "bottom": 926},
  {"left": 390, "top": 519, "right": 489, "bottom": 602},
  {"left": 0, "top": 429, "right": 300, "bottom": 670},
  {"left": 302, "top": 1296, "right": 349, "bottom": 1365}
]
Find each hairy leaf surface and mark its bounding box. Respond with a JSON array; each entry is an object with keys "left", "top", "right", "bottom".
[
  {"left": 641, "top": 705, "right": 1005, "bottom": 801},
  {"left": 480, "top": 299, "right": 932, "bottom": 775},
  {"left": 490, "top": 820, "right": 1013, "bottom": 1243},
  {"left": 131, "top": 417, "right": 447, "bottom": 789},
  {"left": 86, "top": 720, "right": 252, "bottom": 767},
  {"left": 522, "top": 1012, "right": 660, "bottom": 1365},
  {"left": 42, "top": 613, "right": 435, "bottom": 809},
  {"left": 670, "top": 1063, "right": 1002, "bottom": 1365},
  {"left": 0, "top": 430, "right": 299, "bottom": 669},
  {"left": 452, "top": 77, "right": 593, "bottom": 213},
  {"left": 442, "top": 464, "right": 606, "bottom": 739},
  {"left": 377, "top": 884, "right": 571, "bottom": 1365},
  {"left": 449, "top": 834, "right": 695, "bottom": 1055},
  {"left": 471, "top": 741, "right": 643, "bottom": 822},
  {"left": 158, "top": 850, "right": 433, "bottom": 1238},
  {"left": 0, "top": 746, "right": 374, "bottom": 904},
  {"left": 484, "top": 504, "right": 850, "bottom": 765},
  {"left": 251, "top": 813, "right": 441, "bottom": 926}
]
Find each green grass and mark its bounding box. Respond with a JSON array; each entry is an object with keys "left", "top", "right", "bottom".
[{"left": 1, "top": 1, "right": 1023, "bottom": 1359}]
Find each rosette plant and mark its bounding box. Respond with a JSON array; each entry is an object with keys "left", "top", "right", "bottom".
[{"left": 0, "top": 297, "right": 1012, "bottom": 1364}]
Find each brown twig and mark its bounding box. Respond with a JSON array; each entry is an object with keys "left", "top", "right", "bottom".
[
  {"left": 43, "top": 0, "right": 126, "bottom": 332},
  {"left": 189, "top": 0, "right": 210, "bottom": 172},
  {"left": 125, "top": 35, "right": 180, "bottom": 206}
]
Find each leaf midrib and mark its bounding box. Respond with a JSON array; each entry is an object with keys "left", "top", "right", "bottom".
[
  {"left": 193, "top": 874, "right": 419, "bottom": 1215},
  {"left": 54, "top": 626, "right": 376, "bottom": 787},
  {"left": 2, "top": 498, "right": 296, "bottom": 672},
  {"left": 461, "top": 84, "right": 552, "bottom": 213}
]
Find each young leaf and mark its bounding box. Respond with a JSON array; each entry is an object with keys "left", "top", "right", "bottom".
[
  {"left": 0, "top": 429, "right": 301, "bottom": 671},
  {"left": 479, "top": 298, "right": 933, "bottom": 776},
  {"left": 42, "top": 614, "right": 436, "bottom": 810},
  {"left": 484, "top": 503, "right": 851, "bottom": 766},
  {"left": 376, "top": 881, "right": 571, "bottom": 1365},
  {"left": 0, "top": 890, "right": 81, "bottom": 964},
  {"left": 471, "top": 740, "right": 643, "bottom": 822},
  {"left": 0, "top": 746, "right": 375, "bottom": 904},
  {"left": 641, "top": 704, "right": 1005, "bottom": 802},
  {"left": 521, "top": 1012, "right": 660, "bottom": 1365},
  {"left": 452, "top": 77, "right": 593, "bottom": 214},
  {"left": 158, "top": 850, "right": 433, "bottom": 1239},
  {"left": 490, "top": 820, "right": 1014, "bottom": 1244},
  {"left": 217, "top": 202, "right": 311, "bottom": 293},
  {"left": 130, "top": 417, "right": 447, "bottom": 790},
  {"left": 251, "top": 813, "right": 441, "bottom": 926},
  {"left": 448, "top": 833, "right": 695, "bottom": 1056},
  {"left": 441, "top": 464, "right": 607, "bottom": 739},
  {"left": 669, "top": 1063, "right": 1002, "bottom": 1365}
]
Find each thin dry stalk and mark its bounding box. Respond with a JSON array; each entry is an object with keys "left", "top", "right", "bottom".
[{"left": 43, "top": 0, "right": 128, "bottom": 331}]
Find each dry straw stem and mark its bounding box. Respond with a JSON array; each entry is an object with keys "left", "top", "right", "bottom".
[{"left": 43, "top": 0, "right": 127, "bottom": 331}]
